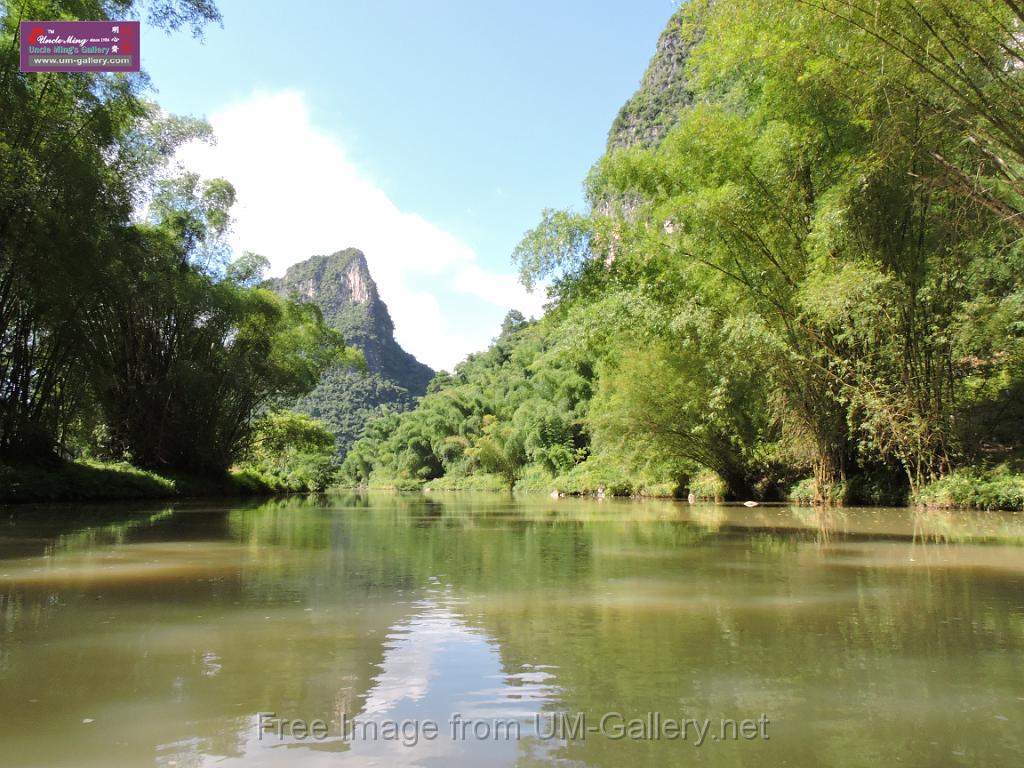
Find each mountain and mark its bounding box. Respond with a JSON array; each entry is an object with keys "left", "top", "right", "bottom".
[
  {"left": 606, "top": 2, "right": 708, "bottom": 152},
  {"left": 267, "top": 249, "right": 434, "bottom": 455}
]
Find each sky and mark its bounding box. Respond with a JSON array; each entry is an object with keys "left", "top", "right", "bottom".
[{"left": 140, "top": 0, "right": 679, "bottom": 371}]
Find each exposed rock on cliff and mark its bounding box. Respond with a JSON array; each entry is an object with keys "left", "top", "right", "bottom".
[
  {"left": 606, "top": 1, "right": 708, "bottom": 152},
  {"left": 268, "top": 248, "right": 434, "bottom": 454}
]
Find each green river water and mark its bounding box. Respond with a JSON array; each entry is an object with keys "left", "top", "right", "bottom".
[{"left": 1, "top": 493, "right": 1022, "bottom": 767}]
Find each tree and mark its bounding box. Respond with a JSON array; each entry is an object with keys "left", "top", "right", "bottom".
[
  {"left": 342, "top": 1, "right": 1024, "bottom": 504},
  {"left": 590, "top": 310, "right": 776, "bottom": 499},
  {"left": 243, "top": 410, "right": 338, "bottom": 492},
  {"left": 793, "top": 0, "right": 1024, "bottom": 233},
  {"left": 468, "top": 415, "right": 527, "bottom": 492},
  {"left": 0, "top": 0, "right": 221, "bottom": 460},
  {"left": 511, "top": 0, "right": 1023, "bottom": 501},
  {"left": 83, "top": 227, "right": 347, "bottom": 473},
  {"left": 339, "top": 407, "right": 401, "bottom": 484}
]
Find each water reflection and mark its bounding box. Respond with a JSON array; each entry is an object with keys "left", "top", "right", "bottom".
[
  {"left": 146, "top": 594, "right": 560, "bottom": 767},
  {"left": 0, "top": 494, "right": 1022, "bottom": 767}
]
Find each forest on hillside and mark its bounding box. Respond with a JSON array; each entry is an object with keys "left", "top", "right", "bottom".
[{"left": 343, "top": 0, "right": 1024, "bottom": 509}]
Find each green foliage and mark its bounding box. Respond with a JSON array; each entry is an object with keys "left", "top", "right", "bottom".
[
  {"left": 342, "top": 311, "right": 599, "bottom": 491},
  {"left": 505, "top": 0, "right": 1024, "bottom": 503},
  {"left": 915, "top": 465, "right": 1024, "bottom": 512},
  {"left": 605, "top": 0, "right": 709, "bottom": 151},
  {"left": 787, "top": 478, "right": 817, "bottom": 506},
  {"left": 787, "top": 477, "right": 848, "bottom": 507},
  {"left": 293, "top": 367, "right": 413, "bottom": 456},
  {"left": 0, "top": 0, "right": 356, "bottom": 492},
  {"left": 248, "top": 410, "right": 335, "bottom": 459},
  {"left": 551, "top": 454, "right": 641, "bottom": 497},
  {"left": 0, "top": 1, "right": 223, "bottom": 461},
  {"left": 689, "top": 471, "right": 728, "bottom": 501},
  {"left": 786, "top": 0, "right": 1024, "bottom": 235},
  {"left": 240, "top": 411, "right": 339, "bottom": 492},
  {"left": 467, "top": 415, "right": 527, "bottom": 492},
  {"left": 5, "top": 0, "right": 1022, "bottom": 508},
  {"left": 423, "top": 473, "right": 508, "bottom": 492},
  {"left": 361, "top": 0, "right": 1024, "bottom": 506},
  {"left": 512, "top": 209, "right": 595, "bottom": 291},
  {"left": 0, "top": 460, "right": 175, "bottom": 502},
  {"left": 590, "top": 310, "right": 776, "bottom": 498},
  {"left": 82, "top": 225, "right": 347, "bottom": 473},
  {"left": 0, "top": 458, "right": 297, "bottom": 503}
]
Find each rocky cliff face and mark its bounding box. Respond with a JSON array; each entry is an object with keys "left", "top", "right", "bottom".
[
  {"left": 268, "top": 249, "right": 434, "bottom": 454},
  {"left": 606, "top": 1, "right": 708, "bottom": 152},
  {"left": 594, "top": 2, "right": 709, "bottom": 227}
]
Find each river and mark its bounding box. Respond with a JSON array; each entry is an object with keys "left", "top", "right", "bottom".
[{"left": 1, "top": 493, "right": 1022, "bottom": 766}]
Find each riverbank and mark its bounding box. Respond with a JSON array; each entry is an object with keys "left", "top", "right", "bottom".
[
  {"left": 7, "top": 459, "right": 1023, "bottom": 511},
  {"left": 914, "top": 465, "right": 1024, "bottom": 511},
  {"left": 356, "top": 463, "right": 1024, "bottom": 512},
  {"left": 0, "top": 460, "right": 291, "bottom": 504}
]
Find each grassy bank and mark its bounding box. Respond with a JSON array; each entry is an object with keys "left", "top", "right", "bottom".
[
  {"left": 0, "top": 460, "right": 298, "bottom": 504},
  {"left": 785, "top": 464, "right": 1024, "bottom": 511},
  {"left": 914, "top": 465, "right": 1024, "bottom": 511},
  {"left": 353, "top": 463, "right": 1024, "bottom": 512},
  {"left": 357, "top": 461, "right": 683, "bottom": 497}
]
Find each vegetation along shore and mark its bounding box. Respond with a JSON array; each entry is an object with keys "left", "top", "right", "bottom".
[{"left": 3, "top": 0, "right": 1023, "bottom": 509}]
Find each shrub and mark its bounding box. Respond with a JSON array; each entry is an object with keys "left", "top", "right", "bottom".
[
  {"left": 690, "top": 471, "right": 727, "bottom": 501},
  {"left": 916, "top": 466, "right": 1024, "bottom": 511}
]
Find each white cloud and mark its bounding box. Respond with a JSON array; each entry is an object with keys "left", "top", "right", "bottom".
[{"left": 175, "top": 90, "right": 544, "bottom": 371}]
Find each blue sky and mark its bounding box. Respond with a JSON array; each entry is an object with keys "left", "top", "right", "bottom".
[{"left": 140, "top": 0, "right": 679, "bottom": 370}]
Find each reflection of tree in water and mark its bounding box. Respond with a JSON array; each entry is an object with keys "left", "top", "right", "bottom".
[{"left": 3, "top": 494, "right": 1024, "bottom": 767}]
